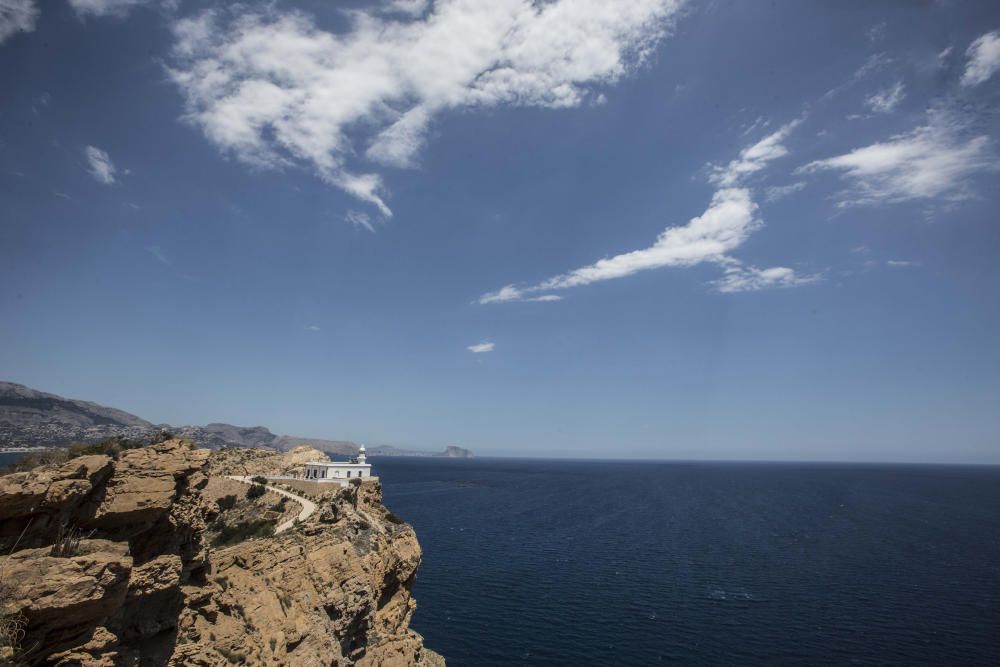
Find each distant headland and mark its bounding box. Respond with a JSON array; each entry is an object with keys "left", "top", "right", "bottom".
[{"left": 0, "top": 381, "right": 472, "bottom": 458}]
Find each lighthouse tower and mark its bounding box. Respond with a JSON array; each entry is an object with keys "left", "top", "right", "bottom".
[{"left": 357, "top": 444, "right": 367, "bottom": 464}]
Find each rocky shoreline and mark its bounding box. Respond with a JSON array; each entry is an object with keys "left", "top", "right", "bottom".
[{"left": 0, "top": 440, "right": 443, "bottom": 666}]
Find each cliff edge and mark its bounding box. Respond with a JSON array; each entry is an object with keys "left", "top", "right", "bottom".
[{"left": 0, "top": 440, "right": 443, "bottom": 666}]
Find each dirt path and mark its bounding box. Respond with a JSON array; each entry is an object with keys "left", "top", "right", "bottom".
[{"left": 225, "top": 475, "right": 318, "bottom": 534}]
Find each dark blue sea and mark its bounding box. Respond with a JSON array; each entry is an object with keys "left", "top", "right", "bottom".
[{"left": 373, "top": 457, "right": 1000, "bottom": 666}]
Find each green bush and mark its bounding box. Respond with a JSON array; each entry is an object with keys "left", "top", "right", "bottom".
[
  {"left": 211, "top": 519, "right": 276, "bottom": 547},
  {"left": 271, "top": 497, "right": 287, "bottom": 512},
  {"left": 217, "top": 494, "right": 238, "bottom": 511},
  {"left": 251, "top": 475, "right": 268, "bottom": 486},
  {"left": 246, "top": 484, "right": 266, "bottom": 500}
]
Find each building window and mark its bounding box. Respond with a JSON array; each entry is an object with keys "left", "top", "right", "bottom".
[{"left": 358, "top": 470, "right": 364, "bottom": 477}]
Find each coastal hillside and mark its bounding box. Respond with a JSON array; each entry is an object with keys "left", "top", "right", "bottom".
[
  {"left": 0, "top": 439, "right": 444, "bottom": 666},
  {"left": 0, "top": 382, "right": 471, "bottom": 458}
]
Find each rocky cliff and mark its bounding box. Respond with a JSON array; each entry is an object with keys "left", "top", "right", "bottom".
[{"left": 0, "top": 440, "right": 443, "bottom": 666}]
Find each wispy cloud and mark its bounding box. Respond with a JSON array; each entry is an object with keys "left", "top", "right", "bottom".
[
  {"left": 168, "top": 0, "right": 684, "bottom": 218},
  {"left": 479, "top": 288, "right": 564, "bottom": 304},
  {"left": 865, "top": 81, "right": 905, "bottom": 114},
  {"left": 714, "top": 263, "right": 818, "bottom": 293},
  {"left": 822, "top": 52, "right": 892, "bottom": 101},
  {"left": 764, "top": 181, "right": 806, "bottom": 202},
  {"left": 345, "top": 210, "right": 375, "bottom": 233},
  {"left": 886, "top": 259, "right": 919, "bottom": 268},
  {"left": 481, "top": 189, "right": 760, "bottom": 302},
  {"left": 84, "top": 145, "right": 117, "bottom": 184},
  {"left": 709, "top": 119, "right": 801, "bottom": 187},
  {"left": 481, "top": 120, "right": 819, "bottom": 302},
  {"left": 145, "top": 245, "right": 171, "bottom": 266},
  {"left": 68, "top": 0, "right": 153, "bottom": 17},
  {"left": 866, "top": 22, "right": 887, "bottom": 43},
  {"left": 467, "top": 342, "right": 495, "bottom": 353},
  {"left": 961, "top": 31, "right": 1000, "bottom": 87},
  {"left": 0, "top": 0, "right": 37, "bottom": 44},
  {"left": 383, "top": 0, "right": 430, "bottom": 18},
  {"left": 305, "top": 324, "right": 321, "bottom": 332},
  {"left": 481, "top": 119, "right": 818, "bottom": 302},
  {"left": 800, "top": 109, "right": 997, "bottom": 206}
]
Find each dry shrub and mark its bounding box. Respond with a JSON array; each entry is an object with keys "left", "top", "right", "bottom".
[{"left": 0, "top": 571, "right": 27, "bottom": 665}]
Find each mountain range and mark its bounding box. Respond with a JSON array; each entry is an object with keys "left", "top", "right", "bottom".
[{"left": 0, "top": 381, "right": 471, "bottom": 458}]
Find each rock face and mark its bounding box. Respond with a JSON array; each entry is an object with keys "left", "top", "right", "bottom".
[{"left": 0, "top": 441, "right": 443, "bottom": 666}]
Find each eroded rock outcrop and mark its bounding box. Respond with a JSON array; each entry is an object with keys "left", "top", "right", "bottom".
[{"left": 0, "top": 441, "right": 443, "bottom": 666}]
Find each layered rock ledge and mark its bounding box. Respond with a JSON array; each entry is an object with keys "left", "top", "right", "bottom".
[{"left": 0, "top": 441, "right": 443, "bottom": 666}]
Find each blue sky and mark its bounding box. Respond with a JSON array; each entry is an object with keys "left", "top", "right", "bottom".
[{"left": 1, "top": 0, "right": 999, "bottom": 462}]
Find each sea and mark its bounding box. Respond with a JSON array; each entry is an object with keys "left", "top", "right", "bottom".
[
  {"left": 374, "top": 457, "right": 1000, "bottom": 666},
  {"left": 4, "top": 452, "right": 998, "bottom": 665}
]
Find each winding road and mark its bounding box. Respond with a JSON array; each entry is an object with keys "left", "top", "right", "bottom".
[{"left": 225, "top": 475, "right": 317, "bottom": 534}]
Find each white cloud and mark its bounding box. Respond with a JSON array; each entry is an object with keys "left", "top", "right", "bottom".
[
  {"left": 345, "top": 209, "right": 375, "bottom": 233},
  {"left": 481, "top": 120, "right": 816, "bottom": 302},
  {"left": 478, "top": 285, "right": 524, "bottom": 304},
  {"left": 539, "top": 188, "right": 760, "bottom": 290},
  {"left": 68, "top": 0, "right": 152, "bottom": 18},
  {"left": 865, "top": 81, "right": 905, "bottom": 114},
  {"left": 764, "top": 181, "right": 806, "bottom": 202},
  {"left": 714, "top": 263, "right": 816, "bottom": 293},
  {"left": 0, "top": 0, "right": 37, "bottom": 44},
  {"left": 168, "top": 0, "right": 683, "bottom": 217},
  {"left": 961, "top": 31, "right": 1000, "bottom": 86},
  {"left": 478, "top": 287, "right": 563, "bottom": 304},
  {"left": 886, "top": 259, "right": 919, "bottom": 268},
  {"left": 801, "top": 110, "right": 996, "bottom": 206},
  {"left": 467, "top": 341, "right": 494, "bottom": 353},
  {"left": 480, "top": 188, "right": 768, "bottom": 302},
  {"left": 305, "top": 324, "right": 322, "bottom": 331},
  {"left": 84, "top": 145, "right": 117, "bottom": 184},
  {"left": 709, "top": 120, "right": 801, "bottom": 187}
]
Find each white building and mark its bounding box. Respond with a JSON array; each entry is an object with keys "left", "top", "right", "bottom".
[{"left": 302, "top": 445, "right": 374, "bottom": 483}]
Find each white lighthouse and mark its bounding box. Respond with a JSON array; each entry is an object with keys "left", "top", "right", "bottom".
[{"left": 301, "top": 444, "right": 375, "bottom": 484}]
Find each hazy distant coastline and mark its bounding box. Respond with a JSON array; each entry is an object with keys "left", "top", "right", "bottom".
[{"left": 0, "top": 381, "right": 472, "bottom": 458}]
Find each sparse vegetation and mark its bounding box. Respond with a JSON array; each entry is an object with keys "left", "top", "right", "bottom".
[
  {"left": 49, "top": 523, "right": 94, "bottom": 558},
  {"left": 217, "top": 494, "right": 238, "bottom": 511},
  {"left": 211, "top": 519, "right": 276, "bottom": 547},
  {"left": 246, "top": 484, "right": 266, "bottom": 500},
  {"left": 251, "top": 475, "right": 268, "bottom": 486},
  {"left": 1, "top": 432, "right": 177, "bottom": 474},
  {"left": 271, "top": 497, "right": 287, "bottom": 512},
  {"left": 0, "top": 576, "right": 27, "bottom": 666},
  {"left": 384, "top": 510, "right": 405, "bottom": 525}
]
